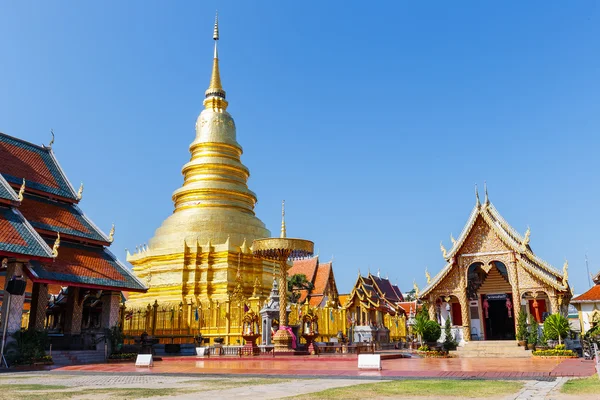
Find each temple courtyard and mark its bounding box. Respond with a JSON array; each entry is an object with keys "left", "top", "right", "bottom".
[{"left": 0, "top": 357, "right": 597, "bottom": 399}]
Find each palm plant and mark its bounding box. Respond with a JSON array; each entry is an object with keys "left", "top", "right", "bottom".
[{"left": 543, "top": 313, "right": 570, "bottom": 346}]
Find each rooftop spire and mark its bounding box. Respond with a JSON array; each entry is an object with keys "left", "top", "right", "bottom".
[
  {"left": 204, "top": 11, "right": 227, "bottom": 110},
  {"left": 280, "top": 200, "right": 286, "bottom": 238}
]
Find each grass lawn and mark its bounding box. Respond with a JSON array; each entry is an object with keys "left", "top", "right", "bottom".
[
  {"left": 561, "top": 376, "right": 600, "bottom": 394},
  {"left": 289, "top": 380, "right": 523, "bottom": 399}
]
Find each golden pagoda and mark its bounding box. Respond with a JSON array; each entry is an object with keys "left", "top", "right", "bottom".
[{"left": 126, "top": 14, "right": 273, "bottom": 309}]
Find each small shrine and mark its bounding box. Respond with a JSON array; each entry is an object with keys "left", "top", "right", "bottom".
[
  {"left": 259, "top": 277, "right": 289, "bottom": 346},
  {"left": 241, "top": 307, "right": 260, "bottom": 355},
  {"left": 300, "top": 307, "right": 319, "bottom": 354}
]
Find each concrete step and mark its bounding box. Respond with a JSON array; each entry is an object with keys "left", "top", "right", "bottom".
[
  {"left": 454, "top": 351, "right": 532, "bottom": 358},
  {"left": 453, "top": 341, "right": 532, "bottom": 358}
]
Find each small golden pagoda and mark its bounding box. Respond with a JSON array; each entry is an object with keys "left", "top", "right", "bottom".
[{"left": 127, "top": 15, "right": 273, "bottom": 309}]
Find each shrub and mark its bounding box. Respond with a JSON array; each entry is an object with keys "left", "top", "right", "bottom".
[
  {"left": 413, "top": 313, "right": 429, "bottom": 345},
  {"left": 532, "top": 349, "right": 576, "bottom": 357},
  {"left": 543, "top": 314, "right": 570, "bottom": 345},
  {"left": 555, "top": 344, "right": 566, "bottom": 350},
  {"left": 442, "top": 317, "right": 457, "bottom": 350},
  {"left": 516, "top": 311, "right": 528, "bottom": 341},
  {"left": 5, "top": 329, "right": 49, "bottom": 365},
  {"left": 423, "top": 320, "right": 442, "bottom": 343},
  {"left": 108, "top": 352, "right": 138, "bottom": 360},
  {"left": 417, "top": 345, "right": 429, "bottom": 352},
  {"left": 528, "top": 314, "right": 538, "bottom": 345}
]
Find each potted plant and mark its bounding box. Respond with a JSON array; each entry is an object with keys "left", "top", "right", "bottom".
[
  {"left": 536, "top": 332, "right": 549, "bottom": 351},
  {"left": 516, "top": 311, "right": 528, "bottom": 347},
  {"left": 527, "top": 315, "right": 538, "bottom": 351},
  {"left": 543, "top": 314, "right": 570, "bottom": 347}
]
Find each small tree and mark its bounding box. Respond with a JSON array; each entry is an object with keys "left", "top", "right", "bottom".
[
  {"left": 543, "top": 314, "right": 570, "bottom": 346},
  {"left": 516, "top": 310, "right": 528, "bottom": 342},
  {"left": 422, "top": 320, "right": 442, "bottom": 343},
  {"left": 528, "top": 314, "right": 538, "bottom": 346},
  {"left": 288, "top": 273, "right": 314, "bottom": 303},
  {"left": 442, "top": 317, "right": 456, "bottom": 350}
]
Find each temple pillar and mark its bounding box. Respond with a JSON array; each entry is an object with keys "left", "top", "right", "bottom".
[
  {"left": 63, "top": 287, "right": 83, "bottom": 335},
  {"left": 428, "top": 297, "right": 436, "bottom": 321},
  {"left": 549, "top": 294, "right": 559, "bottom": 315},
  {"left": 1, "top": 261, "right": 27, "bottom": 334},
  {"left": 28, "top": 283, "right": 48, "bottom": 331},
  {"left": 458, "top": 291, "right": 470, "bottom": 341},
  {"left": 101, "top": 291, "right": 122, "bottom": 330}
]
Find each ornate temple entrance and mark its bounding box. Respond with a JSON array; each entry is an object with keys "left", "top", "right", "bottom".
[{"left": 483, "top": 294, "right": 515, "bottom": 340}]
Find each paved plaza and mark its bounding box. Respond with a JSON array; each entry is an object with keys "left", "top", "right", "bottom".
[{"left": 52, "top": 356, "right": 595, "bottom": 379}]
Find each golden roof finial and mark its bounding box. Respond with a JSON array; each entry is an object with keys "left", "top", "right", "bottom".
[
  {"left": 108, "top": 223, "right": 115, "bottom": 243},
  {"left": 475, "top": 184, "right": 480, "bottom": 206},
  {"left": 77, "top": 182, "right": 84, "bottom": 200},
  {"left": 425, "top": 267, "right": 431, "bottom": 285},
  {"left": 450, "top": 233, "right": 457, "bottom": 247},
  {"left": 204, "top": 11, "right": 227, "bottom": 110},
  {"left": 562, "top": 259, "right": 569, "bottom": 287},
  {"left": 52, "top": 232, "right": 61, "bottom": 257},
  {"left": 440, "top": 241, "right": 448, "bottom": 259},
  {"left": 48, "top": 129, "right": 55, "bottom": 148},
  {"left": 413, "top": 280, "right": 420, "bottom": 297},
  {"left": 522, "top": 226, "right": 530, "bottom": 248},
  {"left": 280, "top": 200, "right": 286, "bottom": 238},
  {"left": 17, "top": 178, "right": 25, "bottom": 202},
  {"left": 484, "top": 181, "right": 489, "bottom": 204}
]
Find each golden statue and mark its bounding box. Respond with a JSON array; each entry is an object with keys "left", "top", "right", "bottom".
[
  {"left": 562, "top": 260, "right": 569, "bottom": 287},
  {"left": 17, "top": 178, "right": 25, "bottom": 202},
  {"left": 52, "top": 232, "right": 61, "bottom": 257},
  {"left": 440, "top": 242, "right": 448, "bottom": 258},
  {"left": 425, "top": 267, "right": 431, "bottom": 285}
]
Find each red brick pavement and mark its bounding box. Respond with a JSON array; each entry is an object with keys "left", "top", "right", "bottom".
[{"left": 52, "top": 357, "right": 596, "bottom": 379}]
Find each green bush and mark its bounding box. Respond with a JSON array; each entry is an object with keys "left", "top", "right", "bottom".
[
  {"left": 555, "top": 344, "right": 566, "bottom": 350},
  {"left": 516, "top": 311, "right": 528, "bottom": 341},
  {"left": 108, "top": 352, "right": 137, "bottom": 360},
  {"left": 532, "top": 349, "right": 576, "bottom": 357},
  {"left": 423, "top": 320, "right": 442, "bottom": 343},
  {"left": 5, "top": 329, "right": 49, "bottom": 365},
  {"left": 543, "top": 314, "right": 570, "bottom": 345},
  {"left": 528, "top": 314, "right": 538, "bottom": 345},
  {"left": 442, "top": 318, "right": 457, "bottom": 350}
]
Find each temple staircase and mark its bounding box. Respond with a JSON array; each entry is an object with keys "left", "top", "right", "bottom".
[
  {"left": 51, "top": 349, "right": 106, "bottom": 365},
  {"left": 453, "top": 341, "right": 532, "bottom": 358}
]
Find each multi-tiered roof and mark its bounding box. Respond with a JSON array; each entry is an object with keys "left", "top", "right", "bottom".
[
  {"left": 343, "top": 272, "right": 405, "bottom": 316},
  {"left": 0, "top": 132, "right": 145, "bottom": 292}
]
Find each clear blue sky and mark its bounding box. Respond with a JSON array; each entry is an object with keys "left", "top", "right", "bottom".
[{"left": 1, "top": 1, "right": 599, "bottom": 296}]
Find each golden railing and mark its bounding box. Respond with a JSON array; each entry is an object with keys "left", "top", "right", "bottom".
[{"left": 120, "top": 300, "right": 406, "bottom": 344}]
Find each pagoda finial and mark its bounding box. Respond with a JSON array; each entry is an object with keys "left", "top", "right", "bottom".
[
  {"left": 484, "top": 181, "right": 489, "bottom": 204},
  {"left": 204, "top": 11, "right": 227, "bottom": 110},
  {"left": 77, "top": 182, "right": 84, "bottom": 200},
  {"left": 52, "top": 232, "right": 61, "bottom": 257},
  {"left": 425, "top": 267, "right": 431, "bottom": 284},
  {"left": 17, "top": 178, "right": 25, "bottom": 202},
  {"left": 108, "top": 223, "right": 115, "bottom": 243},
  {"left": 280, "top": 200, "right": 286, "bottom": 238},
  {"left": 475, "top": 184, "right": 480, "bottom": 206}
]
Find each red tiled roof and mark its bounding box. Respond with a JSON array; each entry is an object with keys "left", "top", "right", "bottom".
[
  {"left": 19, "top": 194, "right": 108, "bottom": 243},
  {"left": 313, "top": 262, "right": 332, "bottom": 295},
  {"left": 0, "top": 206, "right": 54, "bottom": 259},
  {"left": 0, "top": 133, "right": 77, "bottom": 200},
  {"left": 27, "top": 241, "right": 146, "bottom": 292},
  {"left": 289, "top": 257, "right": 318, "bottom": 283},
  {"left": 309, "top": 296, "right": 324, "bottom": 307},
  {"left": 397, "top": 301, "right": 419, "bottom": 315},
  {"left": 572, "top": 285, "right": 600, "bottom": 302}
]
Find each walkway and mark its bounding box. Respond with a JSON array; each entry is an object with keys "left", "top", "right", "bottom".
[{"left": 52, "top": 356, "right": 595, "bottom": 379}]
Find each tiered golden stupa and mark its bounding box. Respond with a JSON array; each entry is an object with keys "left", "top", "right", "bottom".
[{"left": 126, "top": 15, "right": 273, "bottom": 308}]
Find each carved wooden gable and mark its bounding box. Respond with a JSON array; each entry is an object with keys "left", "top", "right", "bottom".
[{"left": 457, "top": 216, "right": 511, "bottom": 256}]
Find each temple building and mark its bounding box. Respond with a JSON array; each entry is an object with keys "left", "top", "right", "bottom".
[
  {"left": 419, "top": 186, "right": 571, "bottom": 342},
  {"left": 571, "top": 271, "right": 600, "bottom": 334},
  {"left": 0, "top": 132, "right": 145, "bottom": 347},
  {"left": 288, "top": 257, "right": 339, "bottom": 307},
  {"left": 126, "top": 17, "right": 274, "bottom": 314},
  {"left": 343, "top": 272, "right": 406, "bottom": 342}
]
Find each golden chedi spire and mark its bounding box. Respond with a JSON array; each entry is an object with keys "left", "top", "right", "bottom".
[
  {"left": 141, "top": 13, "right": 270, "bottom": 254},
  {"left": 280, "top": 200, "right": 286, "bottom": 238}
]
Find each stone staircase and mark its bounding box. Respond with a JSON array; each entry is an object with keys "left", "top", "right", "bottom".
[
  {"left": 51, "top": 349, "right": 106, "bottom": 365},
  {"left": 453, "top": 340, "right": 532, "bottom": 358}
]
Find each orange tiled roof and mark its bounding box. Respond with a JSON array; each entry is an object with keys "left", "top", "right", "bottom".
[
  {"left": 572, "top": 285, "right": 600, "bottom": 302},
  {"left": 313, "top": 262, "right": 332, "bottom": 295},
  {"left": 309, "top": 295, "right": 324, "bottom": 307},
  {"left": 289, "top": 257, "right": 319, "bottom": 282}
]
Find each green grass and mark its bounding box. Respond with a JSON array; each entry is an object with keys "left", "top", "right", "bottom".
[
  {"left": 288, "top": 380, "right": 524, "bottom": 399},
  {"left": 561, "top": 376, "right": 600, "bottom": 394},
  {"left": 0, "top": 384, "right": 68, "bottom": 391},
  {"left": 178, "top": 377, "right": 291, "bottom": 388}
]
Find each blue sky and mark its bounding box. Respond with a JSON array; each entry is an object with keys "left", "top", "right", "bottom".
[{"left": 1, "top": 1, "right": 599, "bottom": 295}]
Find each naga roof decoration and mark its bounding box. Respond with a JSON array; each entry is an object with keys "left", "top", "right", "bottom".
[
  {"left": 421, "top": 193, "right": 568, "bottom": 298},
  {"left": 19, "top": 194, "right": 110, "bottom": 244},
  {"left": 0, "top": 174, "right": 19, "bottom": 205},
  {"left": 0, "top": 205, "right": 54, "bottom": 259},
  {"left": 0, "top": 132, "right": 78, "bottom": 201},
  {"left": 27, "top": 241, "right": 146, "bottom": 292}
]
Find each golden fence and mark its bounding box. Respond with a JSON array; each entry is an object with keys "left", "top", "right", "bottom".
[{"left": 121, "top": 300, "right": 406, "bottom": 345}]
